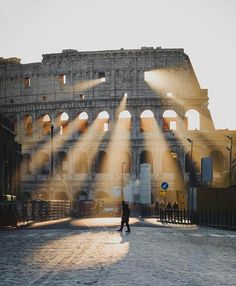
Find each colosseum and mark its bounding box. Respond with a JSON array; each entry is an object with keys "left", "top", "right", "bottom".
[{"left": 0, "top": 47, "right": 235, "bottom": 208}]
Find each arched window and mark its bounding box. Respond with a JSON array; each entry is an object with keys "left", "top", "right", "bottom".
[
  {"left": 117, "top": 151, "right": 131, "bottom": 173},
  {"left": 78, "top": 112, "right": 88, "bottom": 134},
  {"left": 97, "top": 111, "right": 109, "bottom": 132},
  {"left": 95, "top": 151, "right": 109, "bottom": 173},
  {"left": 42, "top": 114, "right": 51, "bottom": 135},
  {"left": 140, "top": 110, "right": 155, "bottom": 132},
  {"left": 140, "top": 150, "right": 153, "bottom": 172},
  {"left": 37, "top": 152, "right": 50, "bottom": 174},
  {"left": 210, "top": 150, "right": 224, "bottom": 172},
  {"left": 163, "top": 110, "right": 177, "bottom": 131},
  {"left": 74, "top": 152, "right": 88, "bottom": 174},
  {"left": 24, "top": 115, "right": 33, "bottom": 136},
  {"left": 56, "top": 151, "right": 68, "bottom": 174},
  {"left": 60, "top": 112, "right": 69, "bottom": 135},
  {"left": 22, "top": 154, "right": 32, "bottom": 175},
  {"left": 185, "top": 151, "right": 201, "bottom": 173},
  {"left": 118, "top": 110, "right": 132, "bottom": 131},
  {"left": 185, "top": 109, "right": 200, "bottom": 130}
]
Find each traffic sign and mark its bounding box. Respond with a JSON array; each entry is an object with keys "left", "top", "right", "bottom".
[{"left": 161, "top": 182, "right": 169, "bottom": 190}]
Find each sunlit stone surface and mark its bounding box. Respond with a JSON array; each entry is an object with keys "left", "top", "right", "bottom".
[{"left": 0, "top": 220, "right": 235, "bottom": 285}]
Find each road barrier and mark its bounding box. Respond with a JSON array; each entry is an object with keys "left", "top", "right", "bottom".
[{"left": 0, "top": 200, "right": 71, "bottom": 227}]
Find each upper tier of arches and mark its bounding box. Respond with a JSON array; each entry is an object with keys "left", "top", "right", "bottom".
[{"left": 20, "top": 108, "right": 201, "bottom": 137}]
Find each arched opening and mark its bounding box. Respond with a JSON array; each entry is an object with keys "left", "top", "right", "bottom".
[
  {"left": 22, "top": 154, "right": 32, "bottom": 175},
  {"left": 185, "top": 109, "right": 200, "bottom": 130},
  {"left": 140, "top": 110, "right": 155, "bottom": 132},
  {"left": 210, "top": 150, "right": 224, "bottom": 172},
  {"left": 56, "top": 151, "right": 68, "bottom": 174},
  {"left": 97, "top": 111, "right": 109, "bottom": 132},
  {"left": 118, "top": 110, "right": 132, "bottom": 131},
  {"left": 185, "top": 150, "right": 201, "bottom": 187},
  {"left": 24, "top": 115, "right": 33, "bottom": 137},
  {"left": 74, "top": 152, "right": 88, "bottom": 174},
  {"left": 140, "top": 150, "right": 153, "bottom": 172},
  {"left": 95, "top": 151, "right": 109, "bottom": 173},
  {"left": 78, "top": 112, "right": 88, "bottom": 134},
  {"left": 54, "top": 191, "right": 68, "bottom": 200},
  {"left": 162, "top": 150, "right": 185, "bottom": 189},
  {"left": 60, "top": 112, "right": 69, "bottom": 135},
  {"left": 185, "top": 151, "right": 201, "bottom": 173},
  {"left": 42, "top": 114, "right": 51, "bottom": 135},
  {"left": 37, "top": 152, "right": 50, "bottom": 174},
  {"left": 163, "top": 110, "right": 177, "bottom": 131},
  {"left": 117, "top": 151, "right": 131, "bottom": 173}
]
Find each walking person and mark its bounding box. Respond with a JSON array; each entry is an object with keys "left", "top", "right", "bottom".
[
  {"left": 166, "top": 201, "right": 173, "bottom": 221},
  {"left": 117, "top": 201, "right": 131, "bottom": 233},
  {"left": 172, "top": 201, "right": 179, "bottom": 222},
  {"left": 154, "top": 200, "right": 160, "bottom": 218}
]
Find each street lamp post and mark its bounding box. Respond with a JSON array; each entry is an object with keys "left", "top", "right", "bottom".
[
  {"left": 226, "top": 135, "right": 233, "bottom": 186},
  {"left": 50, "top": 124, "right": 54, "bottom": 200},
  {"left": 186, "top": 138, "right": 193, "bottom": 211},
  {"left": 121, "top": 161, "right": 126, "bottom": 201}
]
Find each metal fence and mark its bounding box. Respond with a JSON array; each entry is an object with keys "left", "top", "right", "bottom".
[
  {"left": 31, "top": 200, "right": 71, "bottom": 222},
  {"left": 130, "top": 205, "right": 236, "bottom": 228},
  {"left": 191, "top": 211, "right": 236, "bottom": 228},
  {"left": 72, "top": 202, "right": 236, "bottom": 228},
  {"left": 0, "top": 200, "right": 71, "bottom": 227},
  {"left": 1, "top": 200, "right": 235, "bottom": 229}
]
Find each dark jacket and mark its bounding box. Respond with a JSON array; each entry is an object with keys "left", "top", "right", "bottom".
[{"left": 121, "top": 202, "right": 130, "bottom": 222}]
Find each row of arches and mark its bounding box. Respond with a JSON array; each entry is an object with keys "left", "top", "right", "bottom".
[
  {"left": 22, "top": 149, "right": 225, "bottom": 176},
  {"left": 22, "top": 109, "right": 200, "bottom": 137}
]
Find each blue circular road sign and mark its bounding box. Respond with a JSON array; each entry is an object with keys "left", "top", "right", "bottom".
[{"left": 161, "top": 182, "right": 169, "bottom": 190}]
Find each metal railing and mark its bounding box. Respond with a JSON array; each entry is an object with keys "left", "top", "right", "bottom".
[
  {"left": 0, "top": 200, "right": 71, "bottom": 227},
  {"left": 31, "top": 200, "right": 71, "bottom": 222},
  {"left": 2, "top": 200, "right": 234, "bottom": 229},
  {"left": 129, "top": 204, "right": 236, "bottom": 229},
  {"left": 191, "top": 211, "right": 236, "bottom": 228}
]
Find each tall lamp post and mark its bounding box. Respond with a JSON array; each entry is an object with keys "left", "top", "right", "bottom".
[
  {"left": 121, "top": 161, "right": 126, "bottom": 201},
  {"left": 186, "top": 138, "right": 193, "bottom": 211},
  {"left": 226, "top": 135, "right": 233, "bottom": 186},
  {"left": 50, "top": 124, "right": 54, "bottom": 200}
]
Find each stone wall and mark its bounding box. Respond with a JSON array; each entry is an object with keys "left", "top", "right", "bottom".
[{"left": 0, "top": 47, "right": 235, "bottom": 203}]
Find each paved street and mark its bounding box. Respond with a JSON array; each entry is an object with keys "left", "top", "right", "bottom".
[{"left": 0, "top": 218, "right": 236, "bottom": 286}]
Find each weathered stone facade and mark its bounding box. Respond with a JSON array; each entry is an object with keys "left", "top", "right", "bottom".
[
  {"left": 0, "top": 113, "right": 21, "bottom": 197},
  {"left": 0, "top": 47, "right": 235, "bottom": 206}
]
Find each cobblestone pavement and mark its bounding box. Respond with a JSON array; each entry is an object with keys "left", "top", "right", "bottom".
[{"left": 0, "top": 218, "right": 236, "bottom": 286}]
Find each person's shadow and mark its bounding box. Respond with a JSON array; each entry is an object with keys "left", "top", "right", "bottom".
[{"left": 119, "top": 232, "right": 131, "bottom": 244}]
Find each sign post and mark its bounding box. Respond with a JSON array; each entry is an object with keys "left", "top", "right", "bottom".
[{"left": 160, "top": 182, "right": 169, "bottom": 207}]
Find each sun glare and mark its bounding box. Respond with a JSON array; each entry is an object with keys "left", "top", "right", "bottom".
[
  {"left": 79, "top": 112, "right": 88, "bottom": 120},
  {"left": 140, "top": 110, "right": 154, "bottom": 118},
  {"left": 119, "top": 110, "right": 131, "bottom": 119}
]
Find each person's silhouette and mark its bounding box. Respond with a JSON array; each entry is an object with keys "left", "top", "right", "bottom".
[{"left": 117, "top": 201, "right": 131, "bottom": 233}]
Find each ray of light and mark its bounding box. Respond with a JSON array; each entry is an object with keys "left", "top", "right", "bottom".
[{"left": 92, "top": 96, "right": 131, "bottom": 201}]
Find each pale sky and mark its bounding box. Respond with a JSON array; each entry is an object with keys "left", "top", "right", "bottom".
[{"left": 0, "top": 0, "right": 235, "bottom": 130}]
